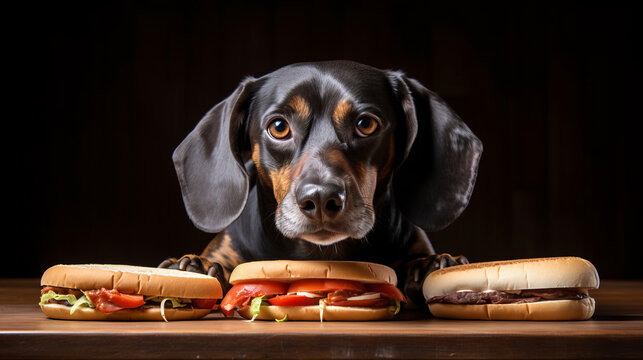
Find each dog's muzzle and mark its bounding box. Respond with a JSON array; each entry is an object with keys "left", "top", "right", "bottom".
[{"left": 275, "top": 174, "right": 374, "bottom": 245}]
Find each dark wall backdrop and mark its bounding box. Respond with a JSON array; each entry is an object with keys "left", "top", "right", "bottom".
[{"left": 7, "top": 1, "right": 640, "bottom": 278}]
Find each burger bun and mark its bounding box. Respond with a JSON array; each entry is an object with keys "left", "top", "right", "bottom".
[
  {"left": 429, "top": 298, "right": 596, "bottom": 320},
  {"left": 237, "top": 304, "right": 395, "bottom": 321},
  {"left": 40, "top": 303, "right": 212, "bottom": 321}
]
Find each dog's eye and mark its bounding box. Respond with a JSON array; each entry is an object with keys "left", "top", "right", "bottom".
[
  {"left": 355, "top": 116, "right": 379, "bottom": 137},
  {"left": 267, "top": 118, "right": 291, "bottom": 139}
]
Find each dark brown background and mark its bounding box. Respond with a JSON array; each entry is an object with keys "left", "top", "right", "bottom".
[{"left": 6, "top": 1, "right": 640, "bottom": 278}]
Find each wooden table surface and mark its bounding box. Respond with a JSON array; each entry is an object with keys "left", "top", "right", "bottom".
[{"left": 1, "top": 279, "right": 642, "bottom": 359}]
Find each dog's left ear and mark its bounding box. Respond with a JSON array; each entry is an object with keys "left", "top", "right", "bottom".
[{"left": 387, "top": 72, "right": 483, "bottom": 232}]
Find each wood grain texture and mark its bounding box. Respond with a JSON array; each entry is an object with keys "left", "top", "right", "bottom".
[{"left": 1, "top": 279, "right": 642, "bottom": 359}]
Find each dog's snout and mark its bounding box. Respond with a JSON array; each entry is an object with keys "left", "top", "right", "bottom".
[{"left": 296, "top": 181, "right": 345, "bottom": 221}]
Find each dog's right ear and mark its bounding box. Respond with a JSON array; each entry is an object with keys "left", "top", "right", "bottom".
[{"left": 173, "top": 77, "right": 258, "bottom": 233}]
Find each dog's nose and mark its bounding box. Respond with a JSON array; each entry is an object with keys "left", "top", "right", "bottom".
[{"left": 296, "top": 181, "right": 345, "bottom": 221}]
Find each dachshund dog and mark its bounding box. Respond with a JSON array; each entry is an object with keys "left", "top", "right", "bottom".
[{"left": 159, "top": 60, "right": 482, "bottom": 308}]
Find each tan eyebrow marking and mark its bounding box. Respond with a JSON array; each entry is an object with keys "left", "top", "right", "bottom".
[
  {"left": 332, "top": 99, "right": 352, "bottom": 126},
  {"left": 288, "top": 95, "right": 311, "bottom": 118}
]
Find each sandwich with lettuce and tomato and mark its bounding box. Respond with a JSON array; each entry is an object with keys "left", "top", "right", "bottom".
[
  {"left": 39, "top": 264, "right": 222, "bottom": 321},
  {"left": 220, "top": 260, "right": 406, "bottom": 321}
]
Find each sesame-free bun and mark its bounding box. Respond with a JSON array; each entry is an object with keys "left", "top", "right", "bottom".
[
  {"left": 41, "top": 264, "right": 222, "bottom": 299},
  {"left": 237, "top": 304, "right": 395, "bottom": 321},
  {"left": 423, "top": 257, "right": 599, "bottom": 300},
  {"left": 429, "top": 298, "right": 596, "bottom": 321},
  {"left": 229, "top": 260, "right": 397, "bottom": 285},
  {"left": 40, "top": 303, "right": 212, "bottom": 321},
  {"left": 422, "top": 257, "right": 599, "bottom": 321}
]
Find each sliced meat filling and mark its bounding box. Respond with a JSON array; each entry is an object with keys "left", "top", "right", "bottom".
[{"left": 427, "top": 288, "right": 587, "bottom": 305}]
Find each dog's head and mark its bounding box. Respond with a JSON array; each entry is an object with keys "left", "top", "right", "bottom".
[{"left": 173, "top": 61, "right": 482, "bottom": 245}]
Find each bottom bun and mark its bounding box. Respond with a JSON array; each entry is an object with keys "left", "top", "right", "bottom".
[
  {"left": 429, "top": 297, "right": 595, "bottom": 320},
  {"left": 41, "top": 304, "right": 211, "bottom": 321},
  {"left": 238, "top": 305, "right": 395, "bottom": 321}
]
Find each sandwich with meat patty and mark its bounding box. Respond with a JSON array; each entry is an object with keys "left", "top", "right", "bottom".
[
  {"left": 423, "top": 257, "right": 599, "bottom": 320},
  {"left": 39, "top": 264, "right": 222, "bottom": 321}
]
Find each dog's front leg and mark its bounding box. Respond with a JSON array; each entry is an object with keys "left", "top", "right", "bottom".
[
  {"left": 400, "top": 253, "right": 469, "bottom": 310},
  {"left": 396, "top": 228, "right": 469, "bottom": 310}
]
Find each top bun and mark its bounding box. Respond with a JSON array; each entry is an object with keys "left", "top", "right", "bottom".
[
  {"left": 229, "top": 260, "right": 397, "bottom": 285},
  {"left": 41, "top": 264, "right": 222, "bottom": 299},
  {"left": 423, "top": 257, "right": 599, "bottom": 300}
]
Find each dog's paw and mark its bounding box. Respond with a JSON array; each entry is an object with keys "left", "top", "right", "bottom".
[
  {"left": 159, "top": 254, "right": 209, "bottom": 273},
  {"left": 402, "top": 253, "right": 469, "bottom": 310},
  {"left": 424, "top": 253, "right": 469, "bottom": 275},
  {"left": 158, "top": 255, "right": 231, "bottom": 293}
]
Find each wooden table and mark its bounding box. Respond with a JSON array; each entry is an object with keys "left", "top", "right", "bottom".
[{"left": 1, "top": 279, "right": 641, "bottom": 359}]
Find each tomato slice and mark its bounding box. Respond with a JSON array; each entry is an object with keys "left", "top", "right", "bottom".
[
  {"left": 192, "top": 298, "right": 217, "bottom": 309},
  {"left": 268, "top": 294, "right": 321, "bottom": 306},
  {"left": 365, "top": 283, "right": 407, "bottom": 303},
  {"left": 220, "top": 280, "right": 289, "bottom": 317},
  {"left": 105, "top": 289, "right": 146, "bottom": 308},
  {"left": 287, "top": 279, "right": 366, "bottom": 293},
  {"left": 85, "top": 289, "right": 123, "bottom": 313},
  {"left": 85, "top": 288, "right": 145, "bottom": 313},
  {"left": 328, "top": 298, "right": 390, "bottom": 307}
]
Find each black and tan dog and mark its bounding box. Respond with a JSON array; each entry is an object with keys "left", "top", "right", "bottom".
[{"left": 160, "top": 60, "right": 482, "bottom": 307}]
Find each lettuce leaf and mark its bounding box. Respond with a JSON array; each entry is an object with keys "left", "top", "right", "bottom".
[
  {"left": 69, "top": 295, "right": 95, "bottom": 314},
  {"left": 39, "top": 290, "right": 77, "bottom": 306},
  {"left": 247, "top": 296, "right": 270, "bottom": 321},
  {"left": 391, "top": 299, "right": 401, "bottom": 315},
  {"left": 250, "top": 296, "right": 266, "bottom": 314},
  {"left": 39, "top": 290, "right": 95, "bottom": 314}
]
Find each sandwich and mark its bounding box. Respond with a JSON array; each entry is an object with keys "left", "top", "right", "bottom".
[
  {"left": 220, "top": 260, "right": 406, "bottom": 321},
  {"left": 423, "top": 256, "right": 599, "bottom": 320},
  {"left": 39, "top": 264, "right": 222, "bottom": 321}
]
